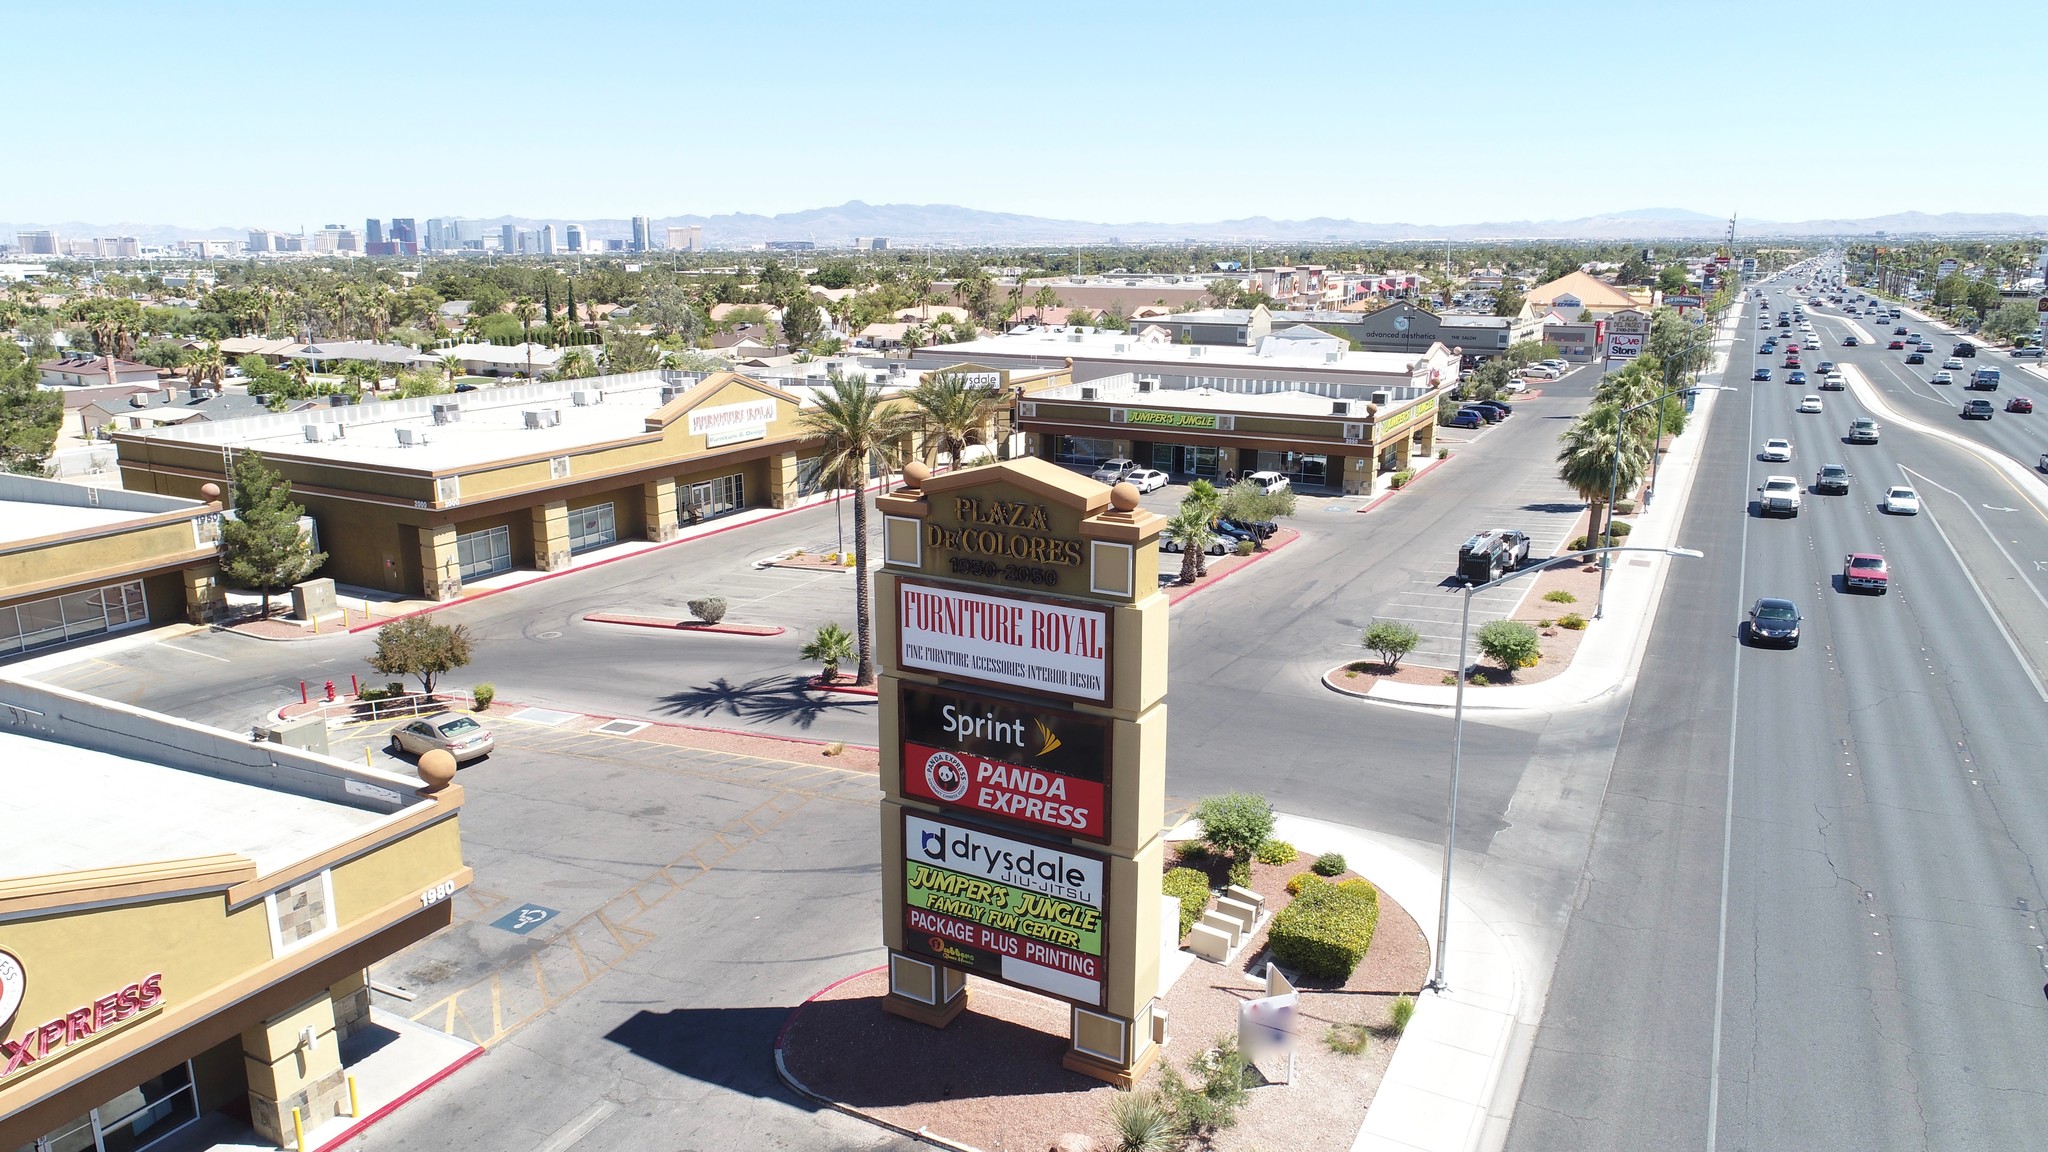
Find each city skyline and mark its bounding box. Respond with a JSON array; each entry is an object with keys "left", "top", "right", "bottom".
[{"left": 9, "top": 0, "right": 2045, "bottom": 227}]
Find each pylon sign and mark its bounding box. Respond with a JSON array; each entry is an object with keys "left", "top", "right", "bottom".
[{"left": 873, "top": 457, "right": 1169, "bottom": 1088}]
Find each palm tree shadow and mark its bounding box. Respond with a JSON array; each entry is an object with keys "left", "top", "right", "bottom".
[{"left": 653, "top": 674, "right": 872, "bottom": 731}]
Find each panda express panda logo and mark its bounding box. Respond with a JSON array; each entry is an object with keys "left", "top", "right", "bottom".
[{"left": 922, "top": 751, "right": 970, "bottom": 802}]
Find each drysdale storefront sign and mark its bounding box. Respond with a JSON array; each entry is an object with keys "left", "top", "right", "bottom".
[
  {"left": 902, "top": 813, "right": 1106, "bottom": 1007},
  {"left": 686, "top": 397, "right": 779, "bottom": 447},
  {"left": 1, "top": 950, "right": 166, "bottom": 1081},
  {"left": 898, "top": 580, "right": 1108, "bottom": 702},
  {"left": 900, "top": 682, "right": 1110, "bottom": 840}
]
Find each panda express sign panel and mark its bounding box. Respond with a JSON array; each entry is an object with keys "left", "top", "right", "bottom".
[
  {"left": 897, "top": 580, "right": 1109, "bottom": 702},
  {"left": 903, "top": 812, "right": 1106, "bottom": 1007},
  {"left": 900, "top": 683, "right": 1110, "bottom": 841}
]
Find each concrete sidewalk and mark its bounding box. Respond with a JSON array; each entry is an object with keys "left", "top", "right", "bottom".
[{"left": 1365, "top": 308, "right": 1741, "bottom": 713}]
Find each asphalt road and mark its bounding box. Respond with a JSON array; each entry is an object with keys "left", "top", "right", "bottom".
[{"left": 1511, "top": 266, "right": 2048, "bottom": 1151}]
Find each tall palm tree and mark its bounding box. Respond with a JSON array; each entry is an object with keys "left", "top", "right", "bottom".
[
  {"left": 438, "top": 354, "right": 462, "bottom": 384},
  {"left": 551, "top": 348, "right": 594, "bottom": 380},
  {"left": 1556, "top": 403, "right": 1647, "bottom": 545},
  {"left": 796, "top": 372, "right": 918, "bottom": 686},
  {"left": 1006, "top": 274, "right": 1028, "bottom": 320},
  {"left": 514, "top": 298, "right": 541, "bottom": 377},
  {"left": 287, "top": 358, "right": 312, "bottom": 393},
  {"left": 186, "top": 343, "right": 226, "bottom": 389},
  {"left": 1167, "top": 504, "right": 1216, "bottom": 586},
  {"left": 1031, "top": 285, "right": 1060, "bottom": 323},
  {"left": 1182, "top": 480, "right": 1223, "bottom": 577},
  {"left": 908, "top": 371, "right": 1003, "bottom": 467},
  {"left": 909, "top": 267, "right": 937, "bottom": 321}
]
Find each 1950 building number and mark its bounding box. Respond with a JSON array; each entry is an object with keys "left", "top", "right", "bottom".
[{"left": 948, "top": 556, "right": 1061, "bottom": 587}]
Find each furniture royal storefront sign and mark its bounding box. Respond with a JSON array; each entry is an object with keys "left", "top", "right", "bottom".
[
  {"left": 899, "top": 682, "right": 1110, "bottom": 841},
  {"left": 897, "top": 580, "right": 1108, "bottom": 702},
  {"left": 902, "top": 812, "right": 1106, "bottom": 1007},
  {"left": 687, "top": 397, "right": 779, "bottom": 447}
]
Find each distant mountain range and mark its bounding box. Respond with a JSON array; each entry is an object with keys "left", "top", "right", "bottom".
[{"left": 8, "top": 203, "right": 2047, "bottom": 249}]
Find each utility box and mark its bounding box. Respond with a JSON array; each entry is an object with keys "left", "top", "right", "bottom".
[
  {"left": 292, "top": 578, "right": 339, "bottom": 622},
  {"left": 253, "top": 713, "right": 330, "bottom": 755}
]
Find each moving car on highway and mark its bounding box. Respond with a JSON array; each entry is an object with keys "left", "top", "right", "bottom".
[
  {"left": 1798, "top": 395, "right": 1823, "bottom": 413},
  {"left": 1746, "top": 598, "right": 1803, "bottom": 647},
  {"left": 1847, "top": 418, "right": 1880, "bottom": 443},
  {"left": 1880, "top": 485, "right": 1919, "bottom": 514},
  {"left": 1842, "top": 553, "right": 1890, "bottom": 594},
  {"left": 1760, "top": 438, "right": 1793, "bottom": 461},
  {"left": 1815, "top": 463, "right": 1850, "bottom": 495},
  {"left": 2006, "top": 396, "right": 2033, "bottom": 414}
]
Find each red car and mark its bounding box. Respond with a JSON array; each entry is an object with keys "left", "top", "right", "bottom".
[
  {"left": 1784, "top": 356, "right": 1801, "bottom": 368},
  {"left": 1887, "top": 339, "right": 1906, "bottom": 350},
  {"left": 2007, "top": 396, "right": 2033, "bottom": 413},
  {"left": 1843, "top": 553, "right": 1890, "bottom": 594}
]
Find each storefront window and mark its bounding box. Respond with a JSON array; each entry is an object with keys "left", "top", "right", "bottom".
[
  {"left": 456, "top": 525, "right": 514, "bottom": 581},
  {"left": 0, "top": 581, "right": 148, "bottom": 658},
  {"left": 568, "top": 503, "right": 618, "bottom": 553},
  {"left": 684, "top": 474, "right": 744, "bottom": 522},
  {"left": 1255, "top": 451, "right": 1331, "bottom": 487},
  {"left": 1054, "top": 437, "right": 1117, "bottom": 466},
  {"left": 25, "top": 1062, "right": 196, "bottom": 1152}
]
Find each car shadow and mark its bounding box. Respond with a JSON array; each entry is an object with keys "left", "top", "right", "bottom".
[
  {"left": 653, "top": 674, "right": 874, "bottom": 730},
  {"left": 1519, "top": 502, "right": 1582, "bottom": 514}
]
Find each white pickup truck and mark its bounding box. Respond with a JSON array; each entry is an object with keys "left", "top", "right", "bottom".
[{"left": 1758, "top": 475, "right": 1803, "bottom": 518}]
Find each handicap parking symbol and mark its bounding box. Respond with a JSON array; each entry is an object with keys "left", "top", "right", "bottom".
[{"left": 491, "top": 903, "right": 560, "bottom": 935}]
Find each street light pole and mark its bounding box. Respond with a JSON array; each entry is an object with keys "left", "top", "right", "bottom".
[{"left": 1428, "top": 543, "right": 1704, "bottom": 994}]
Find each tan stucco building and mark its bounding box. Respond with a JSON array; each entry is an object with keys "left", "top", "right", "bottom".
[{"left": 0, "top": 679, "right": 469, "bottom": 1150}]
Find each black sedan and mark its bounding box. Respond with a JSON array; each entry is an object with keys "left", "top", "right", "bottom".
[
  {"left": 1747, "top": 598, "right": 1802, "bottom": 647},
  {"left": 1753, "top": 367, "right": 1773, "bottom": 381},
  {"left": 1905, "top": 352, "right": 1926, "bottom": 364}
]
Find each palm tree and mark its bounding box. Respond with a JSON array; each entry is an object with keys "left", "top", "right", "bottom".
[
  {"left": 908, "top": 371, "right": 1003, "bottom": 467},
  {"left": 551, "top": 348, "right": 595, "bottom": 380},
  {"left": 1556, "top": 403, "right": 1648, "bottom": 545},
  {"left": 287, "top": 358, "right": 312, "bottom": 394},
  {"left": 338, "top": 359, "right": 380, "bottom": 398},
  {"left": 909, "top": 267, "right": 937, "bottom": 321},
  {"left": 514, "top": 298, "right": 541, "bottom": 377},
  {"left": 1166, "top": 504, "right": 1216, "bottom": 586},
  {"left": 186, "top": 343, "right": 226, "bottom": 389},
  {"left": 1182, "top": 480, "right": 1223, "bottom": 577},
  {"left": 1006, "top": 273, "right": 1029, "bottom": 320},
  {"left": 1031, "top": 285, "right": 1060, "bottom": 323},
  {"left": 438, "top": 354, "right": 462, "bottom": 384},
  {"left": 795, "top": 371, "right": 919, "bottom": 686}
]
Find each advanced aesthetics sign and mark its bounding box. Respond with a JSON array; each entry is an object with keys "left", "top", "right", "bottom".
[
  {"left": 898, "top": 580, "right": 1108, "bottom": 702},
  {"left": 902, "top": 812, "right": 1106, "bottom": 1006},
  {"left": 899, "top": 683, "right": 1110, "bottom": 840}
]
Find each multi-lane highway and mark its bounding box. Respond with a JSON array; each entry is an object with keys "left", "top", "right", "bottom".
[{"left": 1510, "top": 262, "right": 2048, "bottom": 1150}]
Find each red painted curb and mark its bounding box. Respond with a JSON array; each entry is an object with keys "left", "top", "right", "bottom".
[
  {"left": 806, "top": 677, "right": 880, "bottom": 697},
  {"left": 582, "top": 613, "right": 785, "bottom": 636},
  {"left": 312, "top": 1043, "right": 485, "bottom": 1152},
  {"left": 1357, "top": 452, "right": 1452, "bottom": 514},
  {"left": 774, "top": 964, "right": 888, "bottom": 1050},
  {"left": 346, "top": 477, "right": 902, "bottom": 634},
  {"left": 1165, "top": 528, "right": 1300, "bottom": 606}
]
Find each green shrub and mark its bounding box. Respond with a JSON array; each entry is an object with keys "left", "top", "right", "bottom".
[
  {"left": 1437, "top": 447, "right": 1451, "bottom": 459},
  {"left": 1195, "top": 792, "right": 1275, "bottom": 862},
  {"left": 1389, "top": 469, "right": 1416, "bottom": 489},
  {"left": 1254, "top": 839, "right": 1297, "bottom": 866},
  {"left": 1559, "top": 613, "right": 1588, "bottom": 630},
  {"left": 471, "top": 682, "right": 495, "bottom": 710},
  {"left": 686, "top": 596, "right": 728, "bottom": 624},
  {"left": 1311, "top": 852, "right": 1347, "bottom": 877},
  {"left": 1156, "top": 1035, "right": 1252, "bottom": 1140},
  {"left": 1234, "top": 537, "right": 1255, "bottom": 556},
  {"left": 1613, "top": 498, "right": 1638, "bottom": 515},
  {"left": 1362, "top": 620, "right": 1420, "bottom": 670},
  {"left": 1542, "top": 589, "right": 1577, "bottom": 604},
  {"left": 1469, "top": 671, "right": 1491, "bottom": 686},
  {"left": 1174, "top": 840, "right": 1210, "bottom": 863},
  {"left": 1107, "top": 1090, "right": 1176, "bottom": 1152},
  {"left": 1477, "top": 619, "right": 1541, "bottom": 671},
  {"left": 1389, "top": 994, "right": 1417, "bottom": 1035},
  {"left": 1227, "top": 858, "right": 1252, "bottom": 888},
  {"left": 1608, "top": 519, "right": 1633, "bottom": 538},
  {"left": 1325, "top": 1023, "right": 1370, "bottom": 1055},
  {"left": 1163, "top": 867, "right": 1211, "bottom": 940},
  {"left": 1269, "top": 877, "right": 1380, "bottom": 980},
  {"left": 1537, "top": 618, "right": 1553, "bottom": 628},
  {"left": 1286, "top": 871, "right": 1324, "bottom": 896}
]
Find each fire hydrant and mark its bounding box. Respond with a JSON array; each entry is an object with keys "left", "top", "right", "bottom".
[{"left": 324, "top": 680, "right": 337, "bottom": 702}]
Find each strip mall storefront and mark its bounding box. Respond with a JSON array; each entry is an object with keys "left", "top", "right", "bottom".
[{"left": 1022, "top": 394, "right": 1440, "bottom": 495}]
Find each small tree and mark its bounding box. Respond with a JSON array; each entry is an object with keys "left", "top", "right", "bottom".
[
  {"left": 1362, "top": 621, "right": 1420, "bottom": 670},
  {"left": 686, "top": 596, "right": 728, "bottom": 625},
  {"left": 1195, "top": 792, "right": 1275, "bottom": 866},
  {"left": 801, "top": 622, "right": 855, "bottom": 681},
  {"left": 220, "top": 450, "right": 326, "bottom": 619},
  {"left": 367, "top": 616, "right": 474, "bottom": 695},
  {"left": 1476, "top": 619, "right": 1541, "bottom": 673}
]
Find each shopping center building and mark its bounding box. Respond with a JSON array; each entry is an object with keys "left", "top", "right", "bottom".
[
  {"left": 912, "top": 327, "right": 1455, "bottom": 493},
  {"left": 0, "top": 679, "right": 469, "bottom": 1151},
  {"left": 0, "top": 476, "right": 223, "bottom": 661}
]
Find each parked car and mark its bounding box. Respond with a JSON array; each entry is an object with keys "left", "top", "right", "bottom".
[
  {"left": 1842, "top": 553, "right": 1890, "bottom": 594},
  {"left": 1457, "top": 528, "right": 1532, "bottom": 584},
  {"left": 2009, "top": 346, "right": 2045, "bottom": 358},
  {"left": 1880, "top": 485, "right": 1920, "bottom": 514},
  {"left": 2006, "top": 396, "right": 2033, "bottom": 414},
  {"left": 1218, "top": 516, "right": 1277, "bottom": 541},
  {"left": 1962, "top": 399, "right": 1994, "bottom": 419},
  {"left": 1814, "top": 463, "right": 1851, "bottom": 495},
  {"left": 1467, "top": 400, "right": 1515, "bottom": 420},
  {"left": 1445, "top": 408, "right": 1484, "bottom": 429},
  {"left": 1746, "top": 597, "right": 1803, "bottom": 647},
  {"left": 1161, "top": 527, "right": 1230, "bottom": 556},
  {"left": 1090, "top": 457, "right": 1137, "bottom": 483},
  {"left": 1459, "top": 404, "right": 1504, "bottom": 424},
  {"left": 1245, "top": 470, "right": 1290, "bottom": 495},
  {"left": 1123, "top": 467, "right": 1169, "bottom": 492},
  {"left": 390, "top": 713, "right": 496, "bottom": 764}
]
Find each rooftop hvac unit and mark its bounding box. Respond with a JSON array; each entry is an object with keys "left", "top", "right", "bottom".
[
  {"left": 888, "top": 363, "right": 905, "bottom": 377},
  {"left": 523, "top": 408, "right": 562, "bottom": 430},
  {"left": 1370, "top": 390, "right": 1391, "bottom": 406},
  {"left": 1325, "top": 351, "right": 1342, "bottom": 363},
  {"left": 302, "top": 422, "right": 340, "bottom": 442},
  {"left": 1137, "top": 379, "right": 1155, "bottom": 393},
  {"left": 396, "top": 427, "right": 430, "bottom": 446},
  {"left": 571, "top": 388, "right": 602, "bottom": 406},
  {"left": 1331, "top": 400, "right": 1350, "bottom": 416},
  {"left": 1079, "top": 386, "right": 1098, "bottom": 401},
  {"left": 659, "top": 385, "right": 687, "bottom": 404},
  {"left": 431, "top": 402, "right": 462, "bottom": 425},
  {"left": 1113, "top": 343, "right": 1128, "bottom": 354}
]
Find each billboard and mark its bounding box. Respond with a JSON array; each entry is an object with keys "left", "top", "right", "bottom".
[
  {"left": 897, "top": 579, "right": 1109, "bottom": 702},
  {"left": 1605, "top": 332, "right": 1646, "bottom": 360},
  {"left": 902, "top": 812, "right": 1106, "bottom": 1006},
  {"left": 899, "top": 682, "right": 1111, "bottom": 841}
]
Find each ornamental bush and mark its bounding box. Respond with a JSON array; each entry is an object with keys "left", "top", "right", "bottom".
[
  {"left": 1163, "top": 867, "right": 1212, "bottom": 940},
  {"left": 1311, "top": 852, "right": 1347, "bottom": 877},
  {"left": 1361, "top": 620, "right": 1420, "bottom": 670},
  {"left": 1477, "top": 619, "right": 1542, "bottom": 671},
  {"left": 1270, "top": 877, "right": 1380, "bottom": 980},
  {"left": 1559, "top": 613, "right": 1588, "bottom": 630},
  {"left": 686, "top": 596, "right": 728, "bottom": 624},
  {"left": 1286, "top": 871, "right": 1324, "bottom": 897},
  {"left": 1254, "top": 839, "right": 1297, "bottom": 866},
  {"left": 1195, "top": 792, "right": 1275, "bottom": 863}
]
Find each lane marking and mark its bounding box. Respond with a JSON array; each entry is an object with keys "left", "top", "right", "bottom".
[
  {"left": 534, "top": 1100, "right": 619, "bottom": 1152},
  {"left": 1841, "top": 363, "right": 2048, "bottom": 521},
  {"left": 1899, "top": 466, "right": 2048, "bottom": 704},
  {"left": 159, "top": 643, "right": 232, "bottom": 663}
]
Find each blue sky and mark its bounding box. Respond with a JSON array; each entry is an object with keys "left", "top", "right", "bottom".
[{"left": 13, "top": 0, "right": 2046, "bottom": 228}]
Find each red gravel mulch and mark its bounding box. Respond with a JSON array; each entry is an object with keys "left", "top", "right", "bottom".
[
  {"left": 777, "top": 848, "right": 1427, "bottom": 1152},
  {"left": 1164, "top": 527, "right": 1300, "bottom": 605}
]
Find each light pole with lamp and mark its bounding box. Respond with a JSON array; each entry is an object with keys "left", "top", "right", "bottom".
[
  {"left": 1427, "top": 543, "right": 1704, "bottom": 994},
  {"left": 1595, "top": 384, "right": 1734, "bottom": 620},
  {"left": 1644, "top": 323, "right": 1715, "bottom": 510}
]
